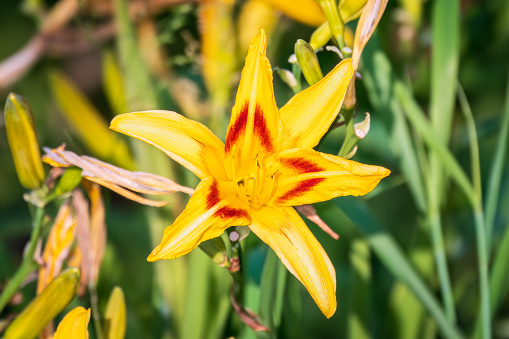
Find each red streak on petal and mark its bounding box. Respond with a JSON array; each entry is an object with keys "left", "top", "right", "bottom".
[
  {"left": 254, "top": 105, "right": 274, "bottom": 152},
  {"left": 216, "top": 206, "right": 249, "bottom": 219},
  {"left": 206, "top": 180, "right": 221, "bottom": 209},
  {"left": 277, "top": 178, "right": 326, "bottom": 204},
  {"left": 225, "top": 103, "right": 249, "bottom": 154},
  {"left": 280, "top": 157, "right": 323, "bottom": 173}
]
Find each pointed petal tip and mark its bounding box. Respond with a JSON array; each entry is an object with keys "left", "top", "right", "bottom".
[{"left": 147, "top": 247, "right": 162, "bottom": 262}]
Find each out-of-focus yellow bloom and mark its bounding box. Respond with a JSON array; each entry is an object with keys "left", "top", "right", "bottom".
[
  {"left": 53, "top": 307, "right": 90, "bottom": 339},
  {"left": 263, "top": 0, "right": 325, "bottom": 26},
  {"left": 111, "top": 30, "right": 390, "bottom": 317},
  {"left": 4, "top": 93, "right": 44, "bottom": 190},
  {"left": 238, "top": 0, "right": 277, "bottom": 53},
  {"left": 199, "top": 0, "right": 236, "bottom": 126},
  {"left": 103, "top": 287, "right": 126, "bottom": 339},
  {"left": 43, "top": 145, "right": 194, "bottom": 207},
  {"left": 4, "top": 268, "right": 80, "bottom": 339},
  {"left": 295, "top": 39, "right": 324, "bottom": 85},
  {"left": 48, "top": 71, "right": 133, "bottom": 170},
  {"left": 37, "top": 202, "right": 77, "bottom": 294}
]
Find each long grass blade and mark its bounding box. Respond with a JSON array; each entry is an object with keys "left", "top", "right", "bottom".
[{"left": 334, "top": 198, "right": 464, "bottom": 339}]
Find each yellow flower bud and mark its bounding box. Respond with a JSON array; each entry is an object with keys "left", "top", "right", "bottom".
[
  {"left": 4, "top": 93, "right": 44, "bottom": 190},
  {"left": 316, "top": 0, "right": 345, "bottom": 47},
  {"left": 339, "top": 0, "right": 369, "bottom": 23},
  {"left": 295, "top": 40, "right": 324, "bottom": 86},
  {"left": 4, "top": 268, "right": 80, "bottom": 339},
  {"left": 103, "top": 287, "right": 126, "bottom": 339}
]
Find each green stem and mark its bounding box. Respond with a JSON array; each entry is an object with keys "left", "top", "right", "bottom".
[
  {"left": 474, "top": 210, "right": 491, "bottom": 339},
  {"left": 428, "top": 212, "right": 456, "bottom": 324},
  {"left": 0, "top": 206, "right": 45, "bottom": 313},
  {"left": 90, "top": 283, "right": 105, "bottom": 339}
]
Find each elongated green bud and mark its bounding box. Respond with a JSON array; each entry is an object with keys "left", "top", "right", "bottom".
[
  {"left": 103, "top": 287, "right": 126, "bottom": 339},
  {"left": 4, "top": 268, "right": 80, "bottom": 339},
  {"left": 295, "top": 39, "right": 324, "bottom": 86},
  {"left": 4, "top": 93, "right": 44, "bottom": 189},
  {"left": 54, "top": 167, "right": 83, "bottom": 196},
  {"left": 316, "top": 0, "right": 345, "bottom": 48}
]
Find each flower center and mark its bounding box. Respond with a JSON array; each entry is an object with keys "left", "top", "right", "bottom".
[{"left": 234, "top": 163, "right": 277, "bottom": 209}]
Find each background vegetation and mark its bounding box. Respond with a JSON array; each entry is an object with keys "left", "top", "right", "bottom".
[{"left": 1, "top": 0, "right": 509, "bottom": 338}]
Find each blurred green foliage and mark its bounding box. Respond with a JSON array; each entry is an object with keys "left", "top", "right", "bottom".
[{"left": 1, "top": 0, "right": 509, "bottom": 338}]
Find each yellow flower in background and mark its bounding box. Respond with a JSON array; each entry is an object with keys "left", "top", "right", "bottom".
[{"left": 110, "top": 29, "right": 389, "bottom": 317}]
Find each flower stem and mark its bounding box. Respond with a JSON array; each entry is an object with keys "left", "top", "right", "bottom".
[
  {"left": 0, "top": 206, "right": 44, "bottom": 313},
  {"left": 90, "top": 282, "right": 105, "bottom": 339}
]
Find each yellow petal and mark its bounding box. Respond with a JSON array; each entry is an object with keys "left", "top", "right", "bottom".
[
  {"left": 263, "top": 0, "right": 326, "bottom": 26},
  {"left": 53, "top": 307, "right": 90, "bottom": 339},
  {"left": 268, "top": 148, "right": 390, "bottom": 206},
  {"left": 279, "top": 58, "right": 353, "bottom": 149},
  {"left": 110, "top": 111, "right": 227, "bottom": 180},
  {"left": 224, "top": 29, "right": 283, "bottom": 178},
  {"left": 148, "top": 177, "right": 251, "bottom": 261},
  {"left": 249, "top": 206, "right": 336, "bottom": 317},
  {"left": 238, "top": 0, "right": 277, "bottom": 54}
]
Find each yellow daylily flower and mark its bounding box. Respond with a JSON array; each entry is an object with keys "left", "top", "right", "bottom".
[{"left": 110, "top": 29, "right": 390, "bottom": 318}]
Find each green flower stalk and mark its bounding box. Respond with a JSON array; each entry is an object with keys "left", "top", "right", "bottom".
[
  {"left": 295, "top": 39, "right": 324, "bottom": 86},
  {"left": 4, "top": 93, "right": 44, "bottom": 190}
]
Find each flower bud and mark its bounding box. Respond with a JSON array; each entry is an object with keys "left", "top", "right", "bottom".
[
  {"left": 53, "top": 167, "right": 83, "bottom": 196},
  {"left": 339, "top": 0, "right": 368, "bottom": 23},
  {"left": 316, "top": 0, "right": 344, "bottom": 47},
  {"left": 295, "top": 40, "right": 323, "bottom": 86},
  {"left": 354, "top": 113, "right": 371, "bottom": 139},
  {"left": 4, "top": 93, "right": 44, "bottom": 190},
  {"left": 4, "top": 268, "right": 80, "bottom": 339},
  {"left": 276, "top": 68, "right": 298, "bottom": 90},
  {"left": 103, "top": 287, "right": 126, "bottom": 339},
  {"left": 310, "top": 22, "right": 332, "bottom": 50}
]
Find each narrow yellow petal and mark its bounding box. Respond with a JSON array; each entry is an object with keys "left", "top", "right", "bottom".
[
  {"left": 224, "top": 29, "right": 283, "bottom": 178},
  {"left": 53, "top": 307, "right": 90, "bottom": 339},
  {"left": 111, "top": 111, "right": 227, "bottom": 180},
  {"left": 267, "top": 148, "right": 390, "bottom": 206},
  {"left": 263, "top": 0, "right": 326, "bottom": 26},
  {"left": 279, "top": 59, "right": 353, "bottom": 149},
  {"left": 249, "top": 206, "right": 336, "bottom": 317},
  {"left": 148, "top": 177, "right": 251, "bottom": 261}
]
